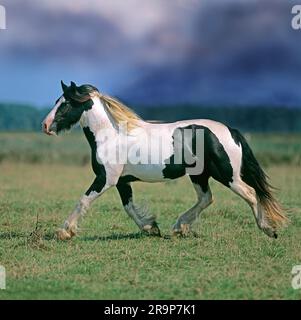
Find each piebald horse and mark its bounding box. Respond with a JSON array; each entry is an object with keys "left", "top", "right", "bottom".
[{"left": 42, "top": 81, "right": 287, "bottom": 240}]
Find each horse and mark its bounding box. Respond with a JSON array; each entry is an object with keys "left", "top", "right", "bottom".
[{"left": 42, "top": 81, "right": 287, "bottom": 240}]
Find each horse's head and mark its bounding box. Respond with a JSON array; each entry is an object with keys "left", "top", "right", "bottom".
[{"left": 42, "top": 81, "right": 98, "bottom": 135}]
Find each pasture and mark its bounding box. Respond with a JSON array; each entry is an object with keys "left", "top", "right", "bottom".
[{"left": 0, "top": 132, "right": 301, "bottom": 299}]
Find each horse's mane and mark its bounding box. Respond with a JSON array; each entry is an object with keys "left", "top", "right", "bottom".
[
  {"left": 94, "top": 92, "right": 141, "bottom": 131},
  {"left": 70, "top": 84, "right": 142, "bottom": 131}
]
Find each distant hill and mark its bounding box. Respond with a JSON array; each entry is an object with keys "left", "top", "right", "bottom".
[
  {"left": 0, "top": 103, "right": 301, "bottom": 133},
  {"left": 0, "top": 104, "right": 48, "bottom": 132},
  {"left": 140, "top": 105, "right": 301, "bottom": 132}
]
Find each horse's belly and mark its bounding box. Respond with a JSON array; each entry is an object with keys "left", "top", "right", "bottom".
[{"left": 122, "top": 163, "right": 168, "bottom": 182}]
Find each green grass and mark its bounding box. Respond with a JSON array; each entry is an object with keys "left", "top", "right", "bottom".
[
  {"left": 0, "top": 161, "right": 301, "bottom": 299},
  {"left": 0, "top": 131, "right": 89, "bottom": 165}
]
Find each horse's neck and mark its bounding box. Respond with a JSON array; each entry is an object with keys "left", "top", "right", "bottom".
[{"left": 80, "top": 97, "right": 115, "bottom": 135}]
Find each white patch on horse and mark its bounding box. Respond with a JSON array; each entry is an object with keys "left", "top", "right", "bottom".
[
  {"left": 121, "top": 125, "right": 176, "bottom": 181},
  {"left": 80, "top": 97, "right": 114, "bottom": 131},
  {"left": 42, "top": 96, "right": 65, "bottom": 134}
]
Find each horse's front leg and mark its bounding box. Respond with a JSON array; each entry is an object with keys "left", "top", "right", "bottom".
[
  {"left": 116, "top": 181, "right": 161, "bottom": 236},
  {"left": 56, "top": 175, "right": 109, "bottom": 240}
]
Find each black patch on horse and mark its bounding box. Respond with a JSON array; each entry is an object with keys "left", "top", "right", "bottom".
[
  {"left": 116, "top": 175, "right": 140, "bottom": 206},
  {"left": 83, "top": 127, "right": 106, "bottom": 181},
  {"left": 162, "top": 126, "right": 196, "bottom": 179},
  {"left": 163, "top": 124, "right": 233, "bottom": 188},
  {"left": 54, "top": 98, "right": 93, "bottom": 133},
  {"left": 53, "top": 82, "right": 97, "bottom": 134},
  {"left": 189, "top": 172, "right": 210, "bottom": 193},
  {"left": 116, "top": 183, "right": 132, "bottom": 206},
  {"left": 118, "top": 175, "right": 140, "bottom": 184}
]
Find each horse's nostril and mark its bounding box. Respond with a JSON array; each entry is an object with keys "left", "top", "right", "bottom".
[{"left": 42, "top": 122, "right": 49, "bottom": 133}]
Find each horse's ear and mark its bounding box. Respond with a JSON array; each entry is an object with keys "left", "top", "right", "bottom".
[
  {"left": 61, "top": 80, "right": 68, "bottom": 93},
  {"left": 70, "top": 81, "right": 77, "bottom": 91},
  {"left": 68, "top": 82, "right": 90, "bottom": 103}
]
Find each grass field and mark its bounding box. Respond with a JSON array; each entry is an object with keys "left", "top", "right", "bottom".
[{"left": 0, "top": 133, "right": 301, "bottom": 299}]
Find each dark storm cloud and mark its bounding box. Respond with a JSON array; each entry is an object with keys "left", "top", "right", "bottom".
[
  {"left": 122, "top": 0, "right": 301, "bottom": 106},
  {"left": 0, "top": 1, "right": 124, "bottom": 63},
  {"left": 0, "top": 0, "right": 301, "bottom": 106}
]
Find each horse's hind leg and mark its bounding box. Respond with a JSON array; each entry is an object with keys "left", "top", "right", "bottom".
[
  {"left": 172, "top": 174, "right": 213, "bottom": 236},
  {"left": 229, "top": 178, "right": 276, "bottom": 237},
  {"left": 116, "top": 182, "right": 161, "bottom": 236}
]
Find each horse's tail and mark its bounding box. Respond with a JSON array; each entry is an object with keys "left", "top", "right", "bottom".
[{"left": 229, "top": 128, "right": 288, "bottom": 229}]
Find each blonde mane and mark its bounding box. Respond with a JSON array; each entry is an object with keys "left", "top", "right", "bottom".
[{"left": 94, "top": 92, "right": 141, "bottom": 131}]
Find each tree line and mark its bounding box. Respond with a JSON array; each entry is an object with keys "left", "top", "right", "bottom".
[{"left": 0, "top": 103, "right": 301, "bottom": 132}]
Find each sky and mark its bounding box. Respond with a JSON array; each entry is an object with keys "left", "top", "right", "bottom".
[{"left": 0, "top": 0, "right": 301, "bottom": 107}]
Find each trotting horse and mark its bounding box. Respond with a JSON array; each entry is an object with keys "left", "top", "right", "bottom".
[{"left": 42, "top": 81, "right": 287, "bottom": 240}]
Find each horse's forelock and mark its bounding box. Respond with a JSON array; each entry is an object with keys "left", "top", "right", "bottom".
[{"left": 78, "top": 84, "right": 99, "bottom": 94}]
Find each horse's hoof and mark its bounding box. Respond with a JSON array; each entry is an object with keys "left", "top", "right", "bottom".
[
  {"left": 56, "top": 228, "right": 74, "bottom": 241},
  {"left": 143, "top": 222, "right": 161, "bottom": 237},
  {"left": 172, "top": 223, "right": 190, "bottom": 237},
  {"left": 262, "top": 226, "right": 277, "bottom": 239},
  {"left": 180, "top": 223, "right": 190, "bottom": 236}
]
